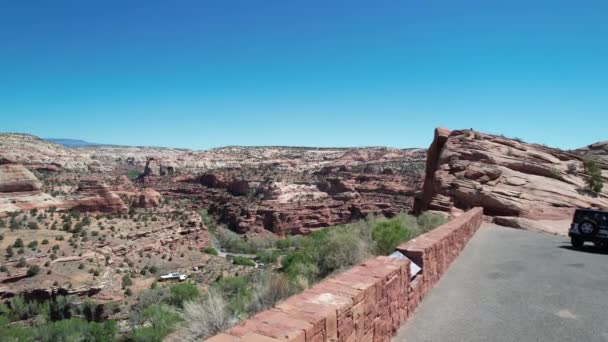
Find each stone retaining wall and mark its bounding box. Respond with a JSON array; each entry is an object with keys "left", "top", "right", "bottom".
[{"left": 207, "top": 207, "right": 484, "bottom": 342}]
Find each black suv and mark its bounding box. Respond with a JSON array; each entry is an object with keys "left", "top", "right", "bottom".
[{"left": 569, "top": 208, "right": 608, "bottom": 248}]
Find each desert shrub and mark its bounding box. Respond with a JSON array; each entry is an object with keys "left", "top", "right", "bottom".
[
  {"left": 215, "top": 226, "right": 276, "bottom": 254},
  {"left": 32, "top": 317, "right": 117, "bottom": 342},
  {"left": 27, "top": 221, "right": 39, "bottom": 230},
  {"left": 0, "top": 316, "right": 33, "bottom": 341},
  {"left": 247, "top": 271, "right": 298, "bottom": 313},
  {"left": 16, "top": 257, "right": 27, "bottom": 267},
  {"left": 567, "top": 163, "right": 578, "bottom": 174},
  {"left": 121, "top": 274, "right": 132, "bottom": 288},
  {"left": 202, "top": 247, "right": 218, "bottom": 255},
  {"left": 130, "top": 288, "right": 172, "bottom": 325},
  {"left": 316, "top": 227, "right": 371, "bottom": 277},
  {"left": 127, "top": 170, "right": 141, "bottom": 181},
  {"left": 41, "top": 239, "right": 49, "bottom": 245},
  {"left": 231, "top": 255, "right": 256, "bottom": 267},
  {"left": 281, "top": 251, "right": 319, "bottom": 282},
  {"left": 0, "top": 265, "right": 7, "bottom": 272},
  {"left": 180, "top": 287, "right": 237, "bottom": 340},
  {"left": 13, "top": 238, "right": 24, "bottom": 248},
  {"left": 27, "top": 240, "right": 38, "bottom": 249},
  {"left": 211, "top": 277, "right": 250, "bottom": 315},
  {"left": 372, "top": 220, "right": 411, "bottom": 255},
  {"left": 415, "top": 212, "right": 447, "bottom": 232},
  {"left": 584, "top": 159, "right": 604, "bottom": 194},
  {"left": 27, "top": 265, "right": 40, "bottom": 277},
  {"left": 255, "top": 249, "right": 283, "bottom": 264},
  {"left": 275, "top": 238, "right": 291, "bottom": 250},
  {"left": 131, "top": 304, "right": 181, "bottom": 342},
  {"left": 169, "top": 283, "right": 200, "bottom": 308}
]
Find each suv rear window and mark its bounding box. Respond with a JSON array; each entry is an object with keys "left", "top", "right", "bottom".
[{"left": 574, "top": 210, "right": 608, "bottom": 226}]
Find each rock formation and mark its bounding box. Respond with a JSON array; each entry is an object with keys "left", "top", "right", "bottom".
[
  {"left": 0, "top": 158, "right": 63, "bottom": 215},
  {"left": 575, "top": 141, "right": 608, "bottom": 164},
  {"left": 415, "top": 128, "right": 608, "bottom": 232},
  {"left": 65, "top": 180, "right": 129, "bottom": 214},
  {"left": 136, "top": 188, "right": 163, "bottom": 208},
  {"left": 0, "top": 158, "right": 42, "bottom": 192}
]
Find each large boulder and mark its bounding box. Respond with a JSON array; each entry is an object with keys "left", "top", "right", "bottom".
[{"left": 415, "top": 128, "right": 608, "bottom": 228}]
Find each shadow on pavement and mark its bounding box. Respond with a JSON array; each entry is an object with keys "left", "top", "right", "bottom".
[{"left": 559, "top": 245, "right": 608, "bottom": 255}]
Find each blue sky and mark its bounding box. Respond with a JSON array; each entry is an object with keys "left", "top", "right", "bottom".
[{"left": 1, "top": 0, "right": 606, "bottom": 149}]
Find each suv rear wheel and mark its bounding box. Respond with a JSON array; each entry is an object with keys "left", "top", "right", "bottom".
[
  {"left": 579, "top": 219, "right": 598, "bottom": 236},
  {"left": 571, "top": 236, "right": 584, "bottom": 249}
]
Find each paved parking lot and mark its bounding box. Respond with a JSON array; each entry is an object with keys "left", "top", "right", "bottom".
[{"left": 393, "top": 223, "right": 608, "bottom": 342}]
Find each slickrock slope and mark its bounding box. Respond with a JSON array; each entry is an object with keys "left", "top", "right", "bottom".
[
  {"left": 0, "top": 159, "right": 62, "bottom": 215},
  {"left": 0, "top": 161, "right": 128, "bottom": 215},
  {"left": 0, "top": 158, "right": 42, "bottom": 192},
  {"left": 415, "top": 128, "right": 608, "bottom": 234},
  {"left": 0, "top": 134, "right": 94, "bottom": 171},
  {"left": 575, "top": 141, "right": 608, "bottom": 164}
]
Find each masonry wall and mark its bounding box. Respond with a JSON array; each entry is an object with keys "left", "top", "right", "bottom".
[{"left": 207, "top": 207, "right": 484, "bottom": 342}]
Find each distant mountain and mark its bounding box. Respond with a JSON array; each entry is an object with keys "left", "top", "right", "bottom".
[{"left": 45, "top": 138, "right": 101, "bottom": 148}]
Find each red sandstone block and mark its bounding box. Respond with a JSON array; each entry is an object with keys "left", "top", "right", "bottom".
[
  {"left": 307, "top": 331, "right": 326, "bottom": 342},
  {"left": 319, "top": 280, "right": 365, "bottom": 304},
  {"left": 227, "top": 310, "right": 309, "bottom": 342},
  {"left": 352, "top": 301, "right": 366, "bottom": 340},
  {"left": 205, "top": 333, "right": 241, "bottom": 342},
  {"left": 337, "top": 310, "right": 354, "bottom": 342},
  {"left": 240, "top": 333, "right": 284, "bottom": 342},
  {"left": 275, "top": 296, "right": 338, "bottom": 339},
  {"left": 304, "top": 287, "right": 354, "bottom": 316},
  {"left": 362, "top": 330, "right": 374, "bottom": 342}
]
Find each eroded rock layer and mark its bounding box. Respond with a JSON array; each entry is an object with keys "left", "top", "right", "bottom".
[{"left": 415, "top": 128, "right": 608, "bottom": 223}]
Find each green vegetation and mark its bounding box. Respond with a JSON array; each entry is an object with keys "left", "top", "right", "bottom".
[
  {"left": 0, "top": 295, "right": 118, "bottom": 341},
  {"left": 584, "top": 159, "right": 604, "bottom": 194},
  {"left": 26, "top": 265, "right": 40, "bottom": 277},
  {"left": 13, "top": 238, "right": 24, "bottom": 248},
  {"left": 169, "top": 282, "right": 200, "bottom": 308},
  {"left": 230, "top": 255, "right": 256, "bottom": 267},
  {"left": 202, "top": 247, "right": 218, "bottom": 255},
  {"left": 127, "top": 170, "right": 142, "bottom": 180}
]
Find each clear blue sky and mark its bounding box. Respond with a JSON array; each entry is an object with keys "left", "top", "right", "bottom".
[{"left": 1, "top": 0, "right": 606, "bottom": 149}]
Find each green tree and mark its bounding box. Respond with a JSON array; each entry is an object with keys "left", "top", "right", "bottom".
[
  {"left": 26, "top": 265, "right": 40, "bottom": 277},
  {"left": 584, "top": 159, "right": 604, "bottom": 194}
]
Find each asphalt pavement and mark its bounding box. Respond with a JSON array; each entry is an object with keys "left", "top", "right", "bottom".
[{"left": 393, "top": 223, "right": 608, "bottom": 342}]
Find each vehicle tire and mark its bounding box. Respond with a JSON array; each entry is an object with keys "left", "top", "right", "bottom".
[
  {"left": 571, "top": 236, "right": 584, "bottom": 249},
  {"left": 578, "top": 219, "right": 598, "bottom": 237}
]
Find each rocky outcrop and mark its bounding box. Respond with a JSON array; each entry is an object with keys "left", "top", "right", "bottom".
[
  {"left": 136, "top": 188, "right": 163, "bottom": 208},
  {"left": 65, "top": 180, "right": 129, "bottom": 214},
  {"left": 0, "top": 159, "right": 42, "bottom": 193},
  {"left": 162, "top": 168, "right": 418, "bottom": 235},
  {"left": 415, "top": 128, "right": 608, "bottom": 227},
  {"left": 0, "top": 159, "right": 64, "bottom": 215},
  {"left": 141, "top": 158, "right": 176, "bottom": 177},
  {"left": 575, "top": 141, "right": 608, "bottom": 164}
]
